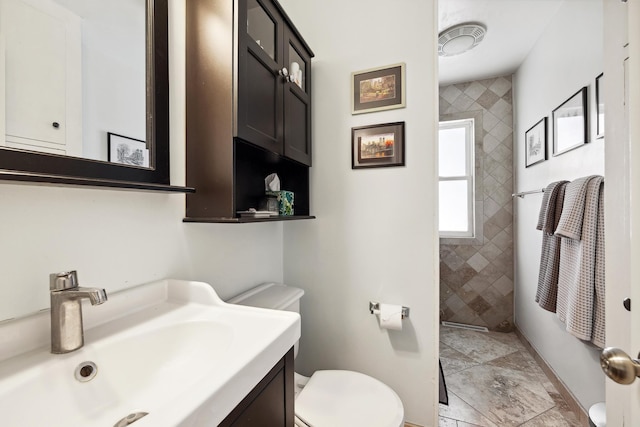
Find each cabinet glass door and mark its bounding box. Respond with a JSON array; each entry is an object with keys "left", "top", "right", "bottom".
[
  {"left": 283, "top": 35, "right": 312, "bottom": 165},
  {"left": 247, "top": 0, "right": 276, "bottom": 61},
  {"left": 237, "top": 0, "right": 284, "bottom": 155}
]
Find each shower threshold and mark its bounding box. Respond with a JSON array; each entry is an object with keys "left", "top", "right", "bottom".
[{"left": 441, "top": 321, "right": 488, "bottom": 332}]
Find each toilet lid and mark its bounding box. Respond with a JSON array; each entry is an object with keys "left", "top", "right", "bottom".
[{"left": 295, "top": 370, "right": 404, "bottom": 427}]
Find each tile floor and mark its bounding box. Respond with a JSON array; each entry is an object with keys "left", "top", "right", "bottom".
[{"left": 439, "top": 326, "right": 583, "bottom": 427}]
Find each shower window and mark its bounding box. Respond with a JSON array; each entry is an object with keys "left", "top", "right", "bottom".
[{"left": 438, "top": 118, "right": 475, "bottom": 238}]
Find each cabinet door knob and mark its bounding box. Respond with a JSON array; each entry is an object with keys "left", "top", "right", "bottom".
[
  {"left": 279, "top": 67, "right": 289, "bottom": 78},
  {"left": 52, "top": 122, "right": 60, "bottom": 129}
]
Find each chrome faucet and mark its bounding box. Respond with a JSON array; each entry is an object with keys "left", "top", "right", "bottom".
[{"left": 50, "top": 271, "right": 107, "bottom": 354}]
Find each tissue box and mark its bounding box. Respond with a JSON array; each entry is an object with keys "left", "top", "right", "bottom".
[{"left": 266, "top": 190, "right": 294, "bottom": 216}]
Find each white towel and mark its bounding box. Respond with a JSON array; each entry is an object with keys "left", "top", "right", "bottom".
[{"left": 555, "top": 175, "right": 605, "bottom": 347}]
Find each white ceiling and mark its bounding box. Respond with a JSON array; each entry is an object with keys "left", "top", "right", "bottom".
[{"left": 438, "top": 0, "right": 564, "bottom": 86}]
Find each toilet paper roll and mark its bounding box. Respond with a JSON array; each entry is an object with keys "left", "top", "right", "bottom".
[{"left": 377, "top": 303, "right": 403, "bottom": 331}]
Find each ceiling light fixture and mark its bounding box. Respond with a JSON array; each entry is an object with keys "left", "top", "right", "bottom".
[{"left": 438, "top": 23, "right": 487, "bottom": 57}]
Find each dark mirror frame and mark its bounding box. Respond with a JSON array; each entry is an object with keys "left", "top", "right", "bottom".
[{"left": 0, "top": 0, "right": 191, "bottom": 192}]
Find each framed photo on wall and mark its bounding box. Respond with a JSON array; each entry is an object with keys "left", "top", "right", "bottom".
[
  {"left": 552, "top": 87, "right": 588, "bottom": 156},
  {"left": 351, "top": 122, "right": 405, "bottom": 169},
  {"left": 596, "top": 73, "right": 604, "bottom": 139},
  {"left": 351, "top": 63, "right": 406, "bottom": 114},
  {"left": 525, "top": 118, "right": 547, "bottom": 167}
]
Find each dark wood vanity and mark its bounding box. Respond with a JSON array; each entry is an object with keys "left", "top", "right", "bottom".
[
  {"left": 219, "top": 349, "right": 295, "bottom": 427},
  {"left": 185, "top": 0, "right": 314, "bottom": 222}
]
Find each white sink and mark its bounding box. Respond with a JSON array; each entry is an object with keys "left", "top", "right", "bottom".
[{"left": 0, "top": 280, "right": 300, "bottom": 426}]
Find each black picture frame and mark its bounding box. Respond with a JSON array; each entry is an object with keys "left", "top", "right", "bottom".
[
  {"left": 552, "top": 87, "right": 588, "bottom": 156},
  {"left": 108, "top": 132, "right": 149, "bottom": 168},
  {"left": 351, "top": 63, "right": 406, "bottom": 114},
  {"left": 352, "top": 122, "right": 405, "bottom": 169},
  {"left": 596, "top": 73, "right": 604, "bottom": 139},
  {"left": 525, "top": 118, "right": 547, "bottom": 168}
]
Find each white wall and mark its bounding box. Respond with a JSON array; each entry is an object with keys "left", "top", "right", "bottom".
[
  {"left": 513, "top": 0, "right": 605, "bottom": 410},
  {"left": 280, "top": 0, "right": 439, "bottom": 425},
  {"left": 0, "top": 0, "right": 284, "bottom": 322}
]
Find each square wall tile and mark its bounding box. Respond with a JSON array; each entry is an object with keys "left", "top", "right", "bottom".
[{"left": 439, "top": 76, "right": 513, "bottom": 331}]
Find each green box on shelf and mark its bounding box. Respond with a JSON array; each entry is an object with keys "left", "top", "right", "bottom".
[{"left": 266, "top": 190, "right": 294, "bottom": 216}]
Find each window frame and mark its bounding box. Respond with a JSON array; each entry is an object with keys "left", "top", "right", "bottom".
[{"left": 438, "top": 118, "right": 475, "bottom": 238}]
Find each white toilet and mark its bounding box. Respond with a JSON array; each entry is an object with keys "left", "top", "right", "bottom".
[{"left": 228, "top": 282, "right": 405, "bottom": 427}]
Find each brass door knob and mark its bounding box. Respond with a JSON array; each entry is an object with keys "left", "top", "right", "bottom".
[{"left": 600, "top": 347, "right": 640, "bottom": 384}]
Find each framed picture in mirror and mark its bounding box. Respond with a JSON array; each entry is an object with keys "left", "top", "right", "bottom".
[{"left": 108, "top": 133, "right": 149, "bottom": 168}]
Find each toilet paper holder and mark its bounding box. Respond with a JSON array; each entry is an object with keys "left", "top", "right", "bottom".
[{"left": 369, "top": 302, "right": 410, "bottom": 319}]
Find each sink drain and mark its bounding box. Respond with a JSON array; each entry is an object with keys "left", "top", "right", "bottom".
[
  {"left": 114, "top": 412, "right": 149, "bottom": 427},
  {"left": 74, "top": 361, "right": 98, "bottom": 382}
]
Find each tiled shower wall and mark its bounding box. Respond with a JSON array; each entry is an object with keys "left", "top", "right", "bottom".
[{"left": 439, "top": 76, "right": 514, "bottom": 332}]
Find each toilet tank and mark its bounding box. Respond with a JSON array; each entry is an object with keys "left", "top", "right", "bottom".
[{"left": 227, "top": 283, "right": 305, "bottom": 358}]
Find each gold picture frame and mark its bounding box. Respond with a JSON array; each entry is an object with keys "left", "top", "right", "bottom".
[{"left": 351, "top": 63, "right": 406, "bottom": 114}]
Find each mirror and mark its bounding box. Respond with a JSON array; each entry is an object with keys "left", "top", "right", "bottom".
[{"left": 0, "top": 0, "right": 173, "bottom": 187}]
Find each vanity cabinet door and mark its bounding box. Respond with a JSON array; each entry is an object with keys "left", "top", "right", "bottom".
[
  {"left": 219, "top": 349, "right": 294, "bottom": 427},
  {"left": 283, "top": 29, "right": 312, "bottom": 166},
  {"left": 236, "top": 0, "right": 285, "bottom": 156},
  {"left": 228, "top": 368, "right": 286, "bottom": 426}
]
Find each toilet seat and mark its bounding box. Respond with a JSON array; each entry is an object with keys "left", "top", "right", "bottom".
[{"left": 294, "top": 370, "right": 404, "bottom": 427}]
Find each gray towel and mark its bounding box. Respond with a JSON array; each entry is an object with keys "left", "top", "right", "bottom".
[
  {"left": 535, "top": 181, "right": 569, "bottom": 312},
  {"left": 555, "top": 176, "right": 593, "bottom": 323},
  {"left": 592, "top": 182, "right": 605, "bottom": 347},
  {"left": 555, "top": 175, "right": 605, "bottom": 347}
]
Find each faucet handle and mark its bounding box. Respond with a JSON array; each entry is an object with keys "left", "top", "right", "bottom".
[{"left": 50, "top": 271, "right": 79, "bottom": 291}]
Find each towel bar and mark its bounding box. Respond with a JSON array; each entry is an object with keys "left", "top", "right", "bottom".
[{"left": 512, "top": 188, "right": 545, "bottom": 198}]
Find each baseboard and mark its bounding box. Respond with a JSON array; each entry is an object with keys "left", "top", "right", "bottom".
[{"left": 514, "top": 325, "right": 590, "bottom": 426}]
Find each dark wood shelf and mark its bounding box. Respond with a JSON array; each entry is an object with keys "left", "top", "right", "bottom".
[
  {"left": 0, "top": 171, "right": 195, "bottom": 193},
  {"left": 183, "top": 215, "right": 315, "bottom": 223}
]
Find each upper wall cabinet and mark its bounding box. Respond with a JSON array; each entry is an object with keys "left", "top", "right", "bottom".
[
  {"left": 186, "top": 0, "right": 314, "bottom": 221},
  {"left": 238, "top": 0, "right": 313, "bottom": 166}
]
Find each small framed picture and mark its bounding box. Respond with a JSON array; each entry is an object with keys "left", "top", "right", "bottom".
[
  {"left": 553, "top": 87, "right": 588, "bottom": 156},
  {"left": 352, "top": 122, "right": 405, "bottom": 169},
  {"left": 108, "top": 132, "right": 149, "bottom": 168},
  {"left": 525, "top": 118, "right": 547, "bottom": 167},
  {"left": 596, "top": 73, "right": 604, "bottom": 139},
  {"left": 351, "top": 63, "right": 405, "bottom": 115}
]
